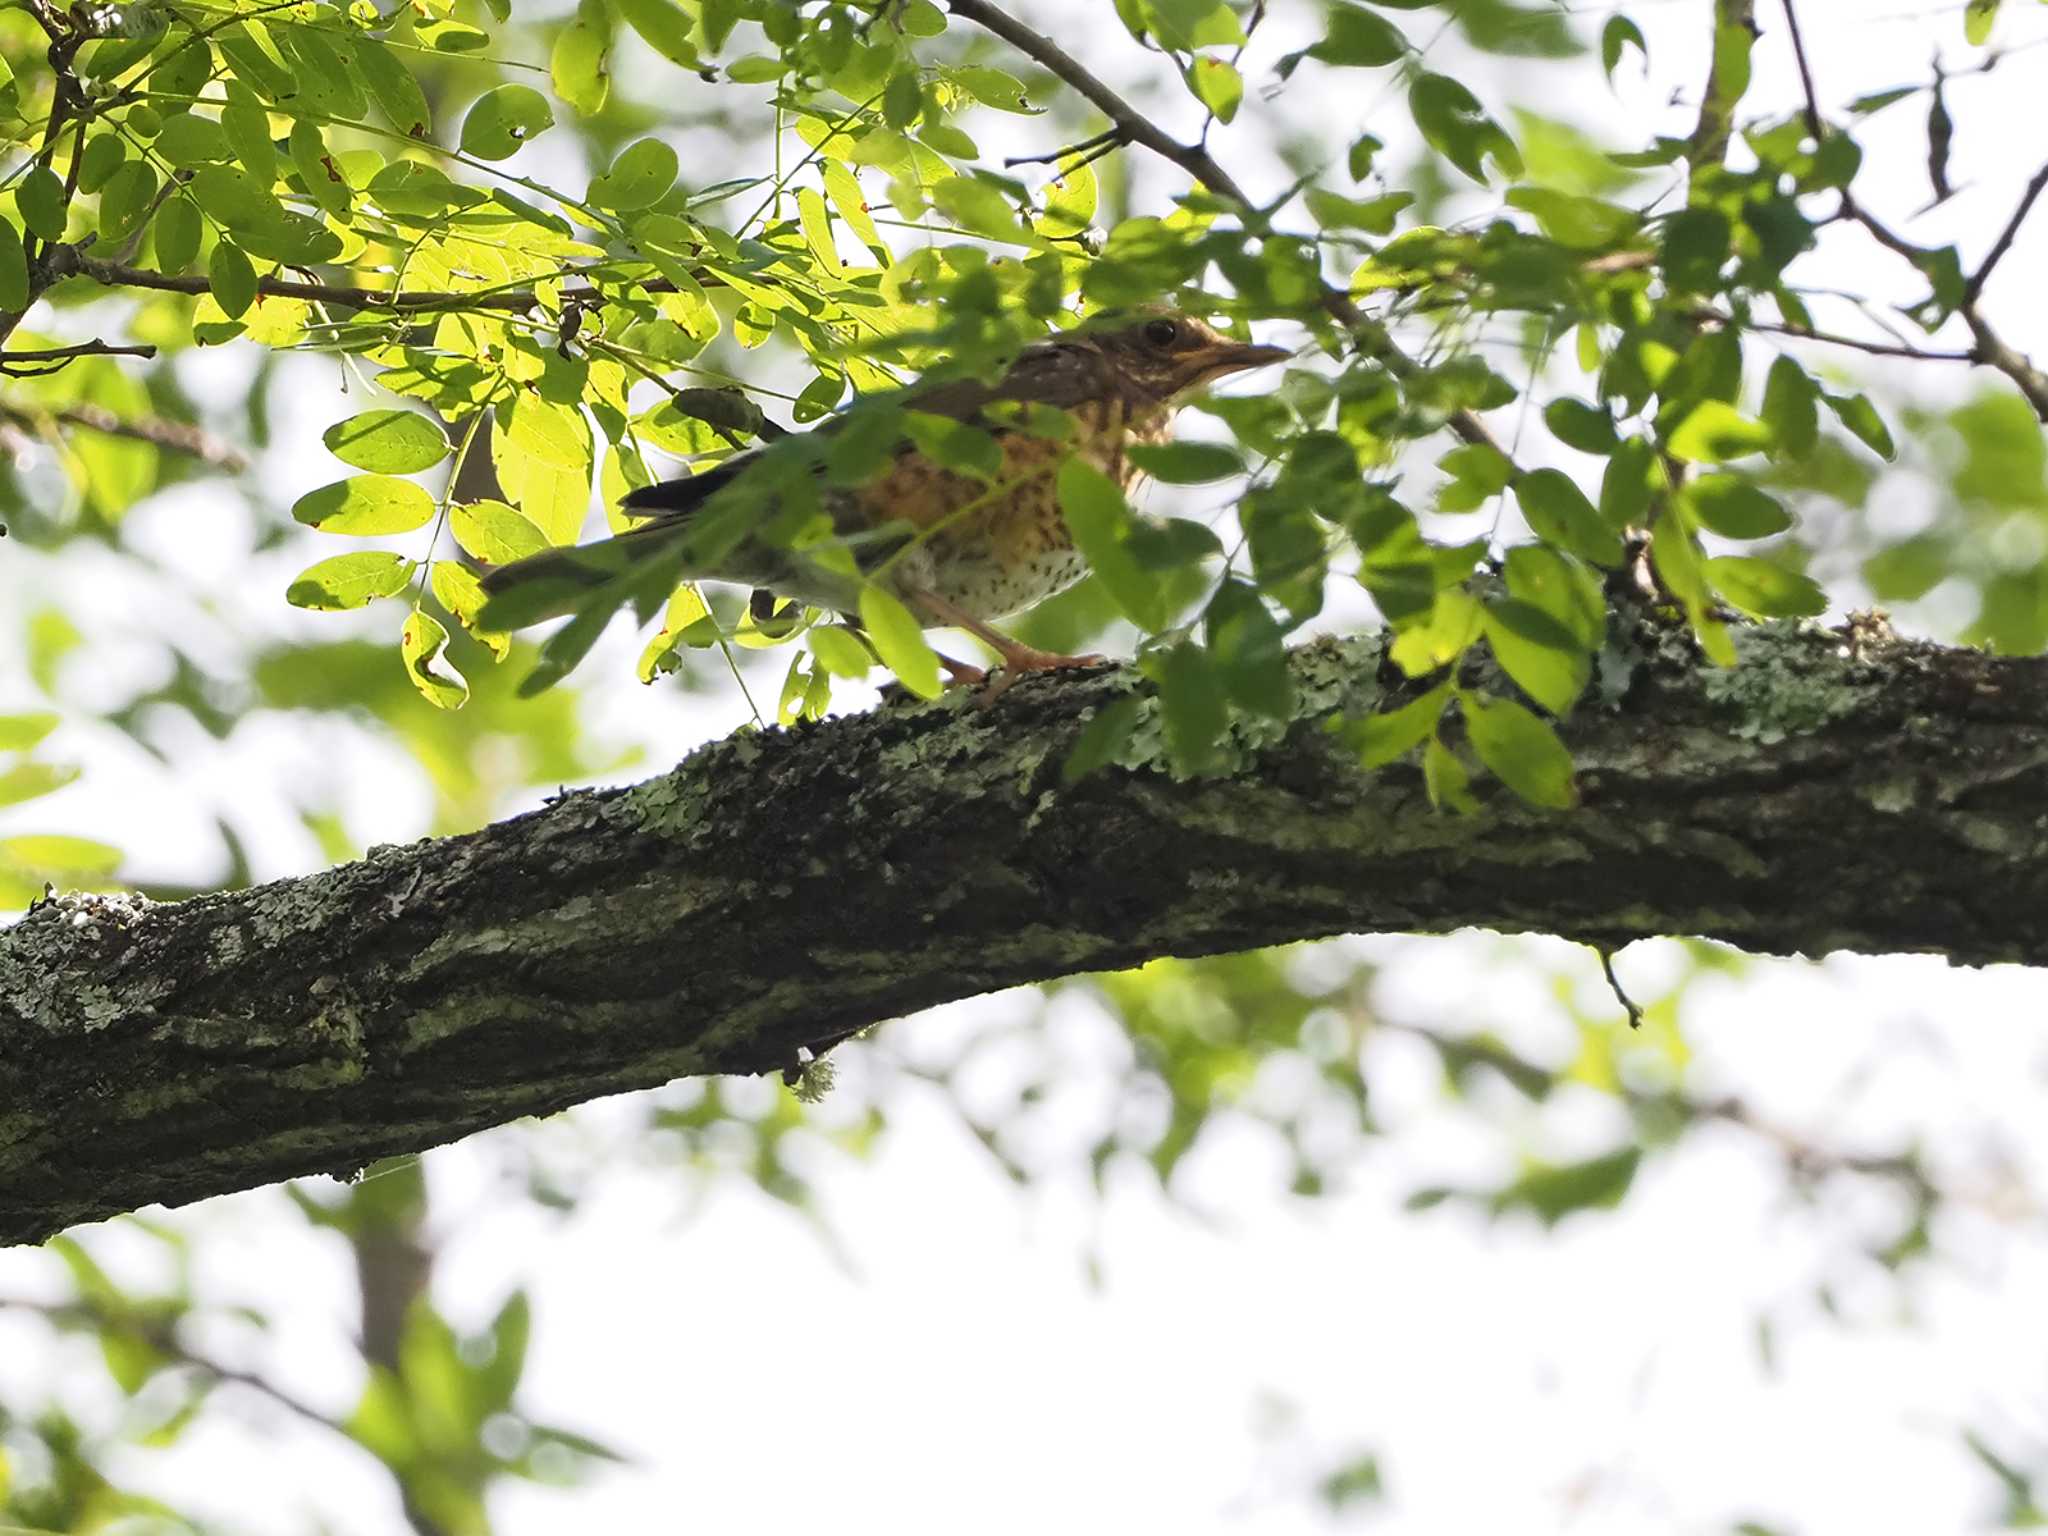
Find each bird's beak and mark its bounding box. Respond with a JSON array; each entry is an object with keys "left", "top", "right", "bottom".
[{"left": 1201, "top": 339, "right": 1292, "bottom": 376}]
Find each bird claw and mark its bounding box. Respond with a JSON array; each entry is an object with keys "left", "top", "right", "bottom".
[{"left": 972, "top": 650, "right": 1112, "bottom": 706}]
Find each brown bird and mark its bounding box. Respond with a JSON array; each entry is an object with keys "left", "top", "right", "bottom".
[{"left": 479, "top": 307, "right": 1288, "bottom": 682}]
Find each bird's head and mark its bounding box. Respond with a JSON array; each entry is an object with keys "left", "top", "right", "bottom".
[{"left": 1085, "top": 307, "right": 1291, "bottom": 402}]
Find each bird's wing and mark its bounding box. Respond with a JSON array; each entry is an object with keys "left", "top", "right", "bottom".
[{"left": 901, "top": 339, "right": 1109, "bottom": 422}]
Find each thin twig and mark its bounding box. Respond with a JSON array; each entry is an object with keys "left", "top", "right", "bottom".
[
  {"left": 1779, "top": 0, "right": 2048, "bottom": 421},
  {"left": 1963, "top": 158, "right": 2048, "bottom": 305},
  {"left": 0, "top": 340, "right": 158, "bottom": 376},
  {"left": 1595, "top": 946, "right": 1645, "bottom": 1030},
  {"left": 1004, "top": 125, "right": 1125, "bottom": 169},
  {"left": 0, "top": 396, "right": 250, "bottom": 469}
]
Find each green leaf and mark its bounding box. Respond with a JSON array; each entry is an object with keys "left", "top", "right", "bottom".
[
  {"left": 0, "top": 762, "right": 79, "bottom": 808},
  {"left": 1514, "top": 468, "right": 1622, "bottom": 566},
  {"left": 1204, "top": 579, "right": 1294, "bottom": 718},
  {"left": 1504, "top": 544, "right": 1605, "bottom": 648},
  {"left": 952, "top": 65, "right": 1038, "bottom": 112},
  {"left": 1601, "top": 15, "right": 1646, "bottom": 78},
  {"left": 1126, "top": 441, "right": 1244, "bottom": 483},
  {"left": 0, "top": 713, "right": 60, "bottom": 751},
  {"left": 0, "top": 217, "right": 26, "bottom": 313},
  {"left": 98, "top": 160, "right": 158, "bottom": 245},
  {"left": 1409, "top": 72, "right": 1520, "bottom": 184},
  {"left": 1305, "top": 188, "right": 1413, "bottom": 233},
  {"left": 290, "top": 121, "right": 350, "bottom": 218},
  {"left": 1705, "top": 556, "right": 1828, "bottom": 618},
  {"left": 1685, "top": 474, "right": 1792, "bottom": 539},
  {"left": 18, "top": 164, "right": 65, "bottom": 240},
  {"left": 1666, "top": 400, "right": 1771, "bottom": 463},
  {"left": 221, "top": 92, "right": 277, "bottom": 185},
  {"left": 590, "top": 138, "right": 679, "bottom": 210},
  {"left": 401, "top": 611, "right": 469, "bottom": 709},
  {"left": 451, "top": 500, "right": 550, "bottom": 566},
  {"left": 153, "top": 196, "right": 200, "bottom": 273},
  {"left": 859, "top": 587, "right": 941, "bottom": 699},
  {"left": 615, "top": 0, "right": 701, "bottom": 65},
  {"left": 461, "top": 84, "right": 555, "bottom": 161},
  {"left": 1542, "top": 397, "right": 1619, "bottom": 454},
  {"left": 902, "top": 412, "right": 1000, "bottom": 479},
  {"left": 1483, "top": 600, "right": 1590, "bottom": 715},
  {"left": 1493, "top": 1147, "right": 1640, "bottom": 1225},
  {"left": 1437, "top": 442, "right": 1515, "bottom": 512},
  {"left": 292, "top": 475, "right": 437, "bottom": 536},
  {"left": 1965, "top": 0, "right": 1999, "bottom": 45},
  {"left": 1823, "top": 391, "right": 1896, "bottom": 460},
  {"left": 808, "top": 624, "right": 874, "bottom": 680},
  {"left": 1309, "top": 5, "right": 1407, "bottom": 66},
  {"left": 1057, "top": 458, "right": 1165, "bottom": 632},
  {"left": 77, "top": 132, "right": 126, "bottom": 193},
  {"left": 552, "top": 18, "right": 611, "bottom": 114},
  {"left": 323, "top": 410, "right": 451, "bottom": 474},
  {"left": 1463, "top": 692, "right": 1576, "bottom": 807},
  {"left": 156, "top": 112, "right": 232, "bottom": 166},
  {"left": 1760, "top": 355, "right": 1820, "bottom": 458},
  {"left": 347, "top": 32, "right": 432, "bottom": 137},
  {"left": 1187, "top": 57, "right": 1242, "bottom": 123},
  {"left": 1423, "top": 735, "right": 1478, "bottom": 813},
  {"left": 432, "top": 562, "right": 508, "bottom": 660},
  {"left": 1157, "top": 642, "right": 1228, "bottom": 774},
  {"left": 207, "top": 239, "right": 256, "bottom": 319},
  {"left": 0, "top": 834, "right": 121, "bottom": 875},
  {"left": 1348, "top": 685, "right": 1450, "bottom": 768},
  {"left": 286, "top": 551, "right": 415, "bottom": 610}
]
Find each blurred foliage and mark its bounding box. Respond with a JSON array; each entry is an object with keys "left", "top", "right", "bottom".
[{"left": 4, "top": 0, "right": 2048, "bottom": 1530}]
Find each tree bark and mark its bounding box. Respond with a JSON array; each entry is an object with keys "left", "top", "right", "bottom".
[{"left": 5, "top": 613, "right": 2047, "bottom": 1245}]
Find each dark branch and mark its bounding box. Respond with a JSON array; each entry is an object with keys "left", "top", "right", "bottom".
[
  {"left": 1964, "top": 158, "right": 2048, "bottom": 306},
  {"left": 0, "top": 340, "right": 158, "bottom": 376},
  {"left": 6, "top": 617, "right": 2048, "bottom": 1245},
  {"left": 1778, "top": 0, "right": 2048, "bottom": 420}
]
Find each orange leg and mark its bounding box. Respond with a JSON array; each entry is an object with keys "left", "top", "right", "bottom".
[{"left": 907, "top": 588, "right": 1107, "bottom": 679}]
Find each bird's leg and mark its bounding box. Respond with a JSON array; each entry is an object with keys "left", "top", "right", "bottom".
[
  {"left": 907, "top": 588, "right": 1107, "bottom": 677},
  {"left": 936, "top": 651, "right": 988, "bottom": 686}
]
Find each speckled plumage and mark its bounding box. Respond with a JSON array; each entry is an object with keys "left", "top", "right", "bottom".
[{"left": 481, "top": 308, "right": 1287, "bottom": 676}]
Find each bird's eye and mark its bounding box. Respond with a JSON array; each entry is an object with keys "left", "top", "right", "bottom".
[{"left": 1142, "top": 317, "right": 1180, "bottom": 348}]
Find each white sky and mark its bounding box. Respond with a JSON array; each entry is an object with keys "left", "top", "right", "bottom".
[{"left": 7, "top": 0, "right": 2048, "bottom": 1531}]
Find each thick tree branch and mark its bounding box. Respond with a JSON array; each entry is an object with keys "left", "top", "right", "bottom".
[{"left": 6, "top": 617, "right": 2048, "bottom": 1245}]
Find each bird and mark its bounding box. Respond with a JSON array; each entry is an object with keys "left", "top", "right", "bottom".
[{"left": 478, "top": 307, "right": 1290, "bottom": 684}]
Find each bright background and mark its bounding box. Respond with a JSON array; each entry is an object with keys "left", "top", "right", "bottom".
[{"left": 7, "top": 1, "right": 2048, "bottom": 1531}]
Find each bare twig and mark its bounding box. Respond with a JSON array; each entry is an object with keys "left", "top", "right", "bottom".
[
  {"left": 1595, "top": 946, "right": 1645, "bottom": 1030},
  {"left": 1964, "top": 158, "right": 2048, "bottom": 305},
  {"left": 46, "top": 244, "right": 709, "bottom": 318},
  {"left": 1004, "top": 125, "right": 1125, "bottom": 169},
  {"left": 0, "top": 340, "right": 158, "bottom": 376},
  {"left": 0, "top": 396, "right": 250, "bottom": 470},
  {"left": 1779, "top": 0, "right": 2048, "bottom": 420}
]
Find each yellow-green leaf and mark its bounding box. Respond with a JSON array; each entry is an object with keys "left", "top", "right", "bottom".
[
  {"left": 292, "top": 475, "right": 436, "bottom": 535},
  {"left": 286, "top": 551, "right": 414, "bottom": 609},
  {"left": 451, "top": 499, "right": 550, "bottom": 565},
  {"left": 859, "top": 586, "right": 941, "bottom": 699},
  {"left": 400, "top": 611, "right": 469, "bottom": 709},
  {"left": 1464, "top": 692, "right": 1576, "bottom": 808},
  {"left": 323, "top": 409, "right": 450, "bottom": 473}
]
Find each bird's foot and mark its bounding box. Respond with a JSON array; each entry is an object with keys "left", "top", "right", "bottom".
[{"left": 974, "top": 647, "right": 1111, "bottom": 706}]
